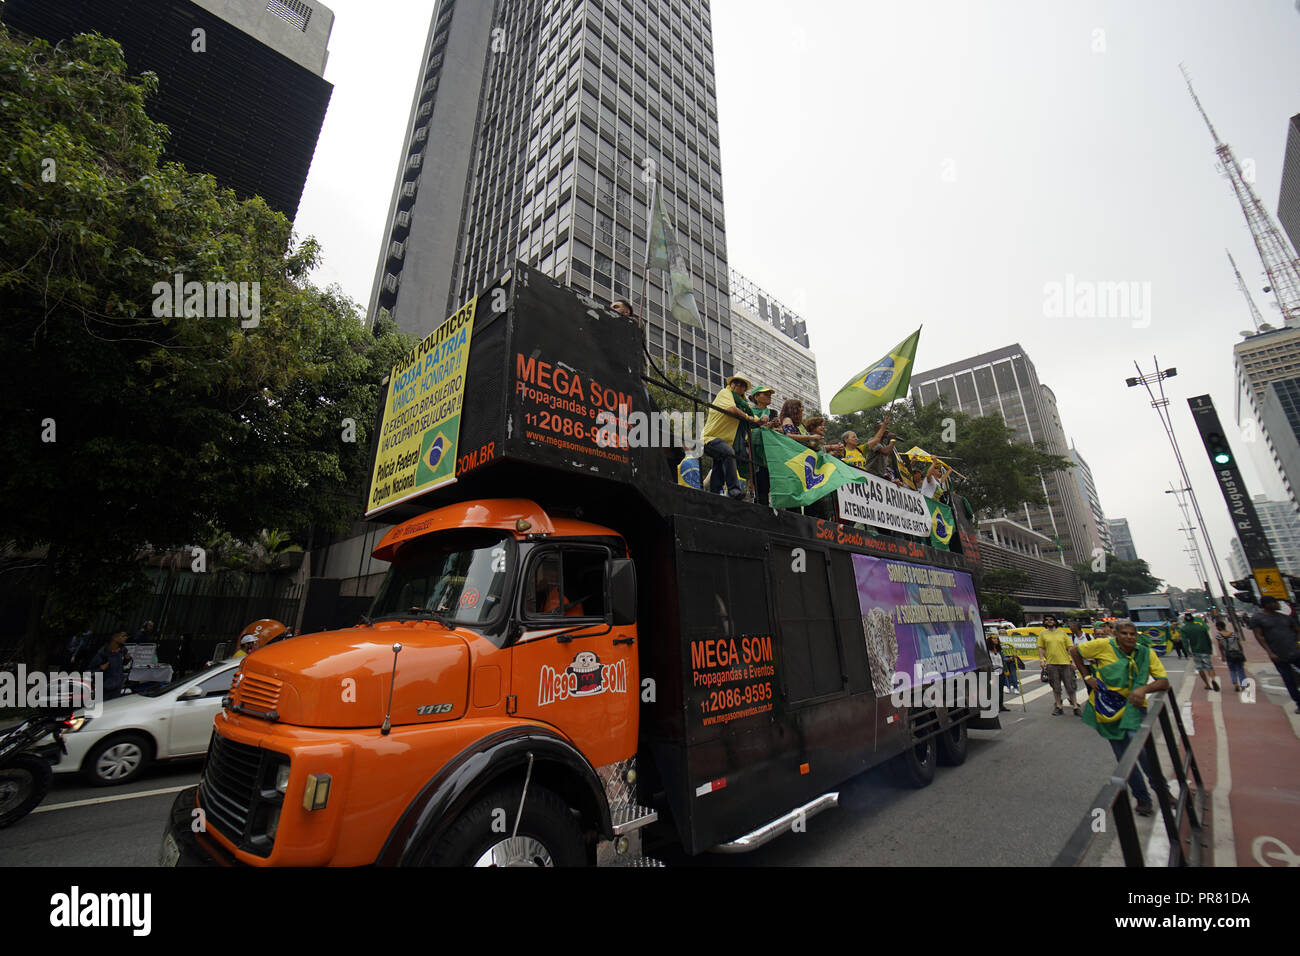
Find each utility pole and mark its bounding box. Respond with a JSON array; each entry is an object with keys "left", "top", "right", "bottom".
[{"left": 1125, "top": 359, "right": 1239, "bottom": 626}]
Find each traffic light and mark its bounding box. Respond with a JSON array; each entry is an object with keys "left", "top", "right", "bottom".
[
  {"left": 1230, "top": 576, "right": 1257, "bottom": 605},
  {"left": 1205, "top": 431, "right": 1233, "bottom": 466}
]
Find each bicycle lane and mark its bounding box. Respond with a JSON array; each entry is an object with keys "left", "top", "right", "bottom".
[{"left": 1194, "top": 640, "right": 1300, "bottom": 867}]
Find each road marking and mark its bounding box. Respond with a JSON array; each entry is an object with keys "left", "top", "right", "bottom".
[
  {"left": 32, "top": 783, "right": 193, "bottom": 814},
  {"left": 1251, "top": 835, "right": 1300, "bottom": 867},
  {"left": 1181, "top": 701, "right": 1194, "bottom": 735},
  {"left": 1210, "top": 683, "right": 1236, "bottom": 867},
  {"left": 1241, "top": 677, "right": 1257, "bottom": 704}
]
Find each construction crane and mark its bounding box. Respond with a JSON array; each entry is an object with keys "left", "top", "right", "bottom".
[
  {"left": 1227, "top": 249, "right": 1267, "bottom": 334},
  {"left": 1183, "top": 65, "right": 1300, "bottom": 327}
]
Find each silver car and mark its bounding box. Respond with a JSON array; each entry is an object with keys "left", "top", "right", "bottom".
[{"left": 56, "top": 662, "right": 240, "bottom": 786}]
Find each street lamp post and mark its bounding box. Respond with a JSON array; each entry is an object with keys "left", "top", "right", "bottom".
[{"left": 1126, "top": 358, "right": 1241, "bottom": 629}]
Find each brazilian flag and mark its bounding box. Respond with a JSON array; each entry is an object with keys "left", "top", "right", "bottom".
[
  {"left": 926, "top": 498, "right": 955, "bottom": 550},
  {"left": 416, "top": 426, "right": 457, "bottom": 487},
  {"left": 754, "top": 428, "right": 860, "bottom": 508},
  {"left": 828, "top": 328, "right": 922, "bottom": 414}
]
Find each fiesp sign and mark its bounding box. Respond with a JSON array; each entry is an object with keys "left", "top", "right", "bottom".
[{"left": 367, "top": 297, "right": 477, "bottom": 515}]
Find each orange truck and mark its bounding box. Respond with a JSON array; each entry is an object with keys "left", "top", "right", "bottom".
[{"left": 161, "top": 264, "right": 997, "bottom": 867}]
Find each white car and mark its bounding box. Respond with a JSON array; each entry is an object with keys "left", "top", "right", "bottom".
[{"left": 56, "top": 661, "right": 240, "bottom": 786}]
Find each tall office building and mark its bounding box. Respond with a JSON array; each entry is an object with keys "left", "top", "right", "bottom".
[
  {"left": 1259, "top": 377, "right": 1300, "bottom": 513},
  {"left": 369, "top": 0, "right": 734, "bottom": 394},
  {"left": 2, "top": 0, "right": 335, "bottom": 219},
  {"left": 1249, "top": 493, "right": 1300, "bottom": 575},
  {"left": 1227, "top": 536, "right": 1249, "bottom": 580},
  {"left": 909, "top": 344, "right": 1092, "bottom": 566},
  {"left": 727, "top": 268, "right": 820, "bottom": 412},
  {"left": 1069, "top": 441, "right": 1111, "bottom": 558},
  {"left": 1234, "top": 325, "right": 1300, "bottom": 506},
  {"left": 1106, "top": 518, "right": 1139, "bottom": 562},
  {"left": 1280, "top": 113, "right": 1300, "bottom": 258}
]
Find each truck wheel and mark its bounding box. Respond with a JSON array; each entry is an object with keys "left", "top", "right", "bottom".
[
  {"left": 421, "top": 784, "right": 587, "bottom": 867},
  {"left": 893, "top": 736, "right": 936, "bottom": 788},
  {"left": 935, "top": 719, "right": 968, "bottom": 766},
  {"left": 0, "top": 753, "right": 53, "bottom": 828},
  {"left": 84, "top": 733, "right": 153, "bottom": 786}
]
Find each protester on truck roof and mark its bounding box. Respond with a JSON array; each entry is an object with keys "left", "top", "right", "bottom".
[
  {"left": 864, "top": 413, "right": 901, "bottom": 483},
  {"left": 749, "top": 386, "right": 777, "bottom": 506},
  {"left": 841, "top": 431, "right": 867, "bottom": 469},
  {"left": 778, "top": 399, "right": 818, "bottom": 447},
  {"left": 918, "top": 460, "right": 946, "bottom": 498},
  {"left": 700, "top": 374, "right": 761, "bottom": 499}
]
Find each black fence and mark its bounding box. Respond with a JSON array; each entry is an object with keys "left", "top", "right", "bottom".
[{"left": 1054, "top": 687, "right": 1208, "bottom": 866}]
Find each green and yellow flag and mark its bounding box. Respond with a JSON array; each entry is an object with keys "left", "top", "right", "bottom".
[
  {"left": 753, "top": 428, "right": 861, "bottom": 508},
  {"left": 647, "top": 183, "right": 702, "bottom": 329},
  {"left": 926, "top": 498, "right": 955, "bottom": 550},
  {"left": 828, "top": 328, "right": 922, "bottom": 415}
]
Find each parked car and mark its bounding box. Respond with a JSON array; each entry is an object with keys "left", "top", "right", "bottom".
[{"left": 53, "top": 661, "right": 240, "bottom": 786}]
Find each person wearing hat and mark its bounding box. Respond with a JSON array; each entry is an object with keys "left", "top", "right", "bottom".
[
  {"left": 701, "top": 374, "right": 761, "bottom": 499},
  {"left": 233, "top": 634, "right": 259, "bottom": 659},
  {"left": 749, "top": 386, "right": 778, "bottom": 504}
]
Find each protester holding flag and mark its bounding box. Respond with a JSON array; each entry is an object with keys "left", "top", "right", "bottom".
[
  {"left": 864, "top": 414, "right": 901, "bottom": 484},
  {"left": 701, "top": 374, "right": 761, "bottom": 499},
  {"left": 750, "top": 386, "right": 778, "bottom": 505},
  {"left": 1069, "top": 619, "right": 1171, "bottom": 817},
  {"left": 778, "top": 399, "right": 818, "bottom": 447}
]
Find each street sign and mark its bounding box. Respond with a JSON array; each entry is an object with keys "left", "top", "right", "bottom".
[{"left": 1253, "top": 566, "right": 1289, "bottom": 601}]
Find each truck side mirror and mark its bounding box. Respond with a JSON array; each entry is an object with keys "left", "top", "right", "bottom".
[{"left": 608, "top": 558, "right": 637, "bottom": 626}]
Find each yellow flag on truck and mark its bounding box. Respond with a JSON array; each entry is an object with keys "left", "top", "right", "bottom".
[{"left": 367, "top": 297, "right": 477, "bottom": 515}]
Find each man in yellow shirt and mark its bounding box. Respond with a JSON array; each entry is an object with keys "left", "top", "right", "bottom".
[
  {"left": 1037, "top": 613, "right": 1080, "bottom": 716},
  {"left": 1070, "top": 618, "right": 1170, "bottom": 816},
  {"left": 701, "top": 375, "right": 760, "bottom": 499}
]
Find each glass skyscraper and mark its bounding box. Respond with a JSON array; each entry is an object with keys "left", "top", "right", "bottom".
[{"left": 368, "top": 0, "right": 734, "bottom": 393}]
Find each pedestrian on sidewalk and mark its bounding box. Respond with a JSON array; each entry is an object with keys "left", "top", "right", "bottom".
[
  {"left": 1248, "top": 597, "right": 1300, "bottom": 714},
  {"left": 986, "top": 633, "right": 1011, "bottom": 712},
  {"left": 1180, "top": 612, "right": 1220, "bottom": 692},
  {"left": 1037, "top": 614, "right": 1080, "bottom": 716},
  {"left": 1213, "top": 617, "right": 1248, "bottom": 691},
  {"left": 1069, "top": 618, "right": 1172, "bottom": 818}
]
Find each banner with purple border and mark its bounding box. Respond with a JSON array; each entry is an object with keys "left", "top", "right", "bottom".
[{"left": 853, "top": 554, "right": 983, "bottom": 698}]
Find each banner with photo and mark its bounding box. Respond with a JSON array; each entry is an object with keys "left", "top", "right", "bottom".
[{"left": 854, "top": 554, "right": 983, "bottom": 697}]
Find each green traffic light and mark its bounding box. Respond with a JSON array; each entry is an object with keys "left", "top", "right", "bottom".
[{"left": 1213, "top": 451, "right": 1231, "bottom": 464}]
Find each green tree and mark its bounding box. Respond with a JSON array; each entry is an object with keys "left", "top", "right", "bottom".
[
  {"left": 647, "top": 354, "right": 704, "bottom": 417},
  {"left": 0, "top": 29, "right": 415, "bottom": 648},
  {"left": 833, "top": 397, "right": 1072, "bottom": 516},
  {"left": 1071, "top": 554, "right": 1163, "bottom": 612}
]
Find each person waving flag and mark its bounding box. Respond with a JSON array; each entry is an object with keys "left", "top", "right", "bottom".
[{"left": 828, "top": 328, "right": 922, "bottom": 414}]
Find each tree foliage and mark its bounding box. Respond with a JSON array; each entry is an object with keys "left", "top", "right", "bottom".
[
  {"left": 832, "top": 397, "right": 1072, "bottom": 516},
  {"left": 1071, "top": 554, "right": 1163, "bottom": 612},
  {"left": 647, "top": 354, "right": 704, "bottom": 417},
  {"left": 0, "top": 29, "right": 414, "bottom": 637}
]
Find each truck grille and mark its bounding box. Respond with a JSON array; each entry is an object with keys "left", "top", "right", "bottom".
[
  {"left": 233, "top": 673, "right": 282, "bottom": 716},
  {"left": 198, "top": 734, "right": 261, "bottom": 841}
]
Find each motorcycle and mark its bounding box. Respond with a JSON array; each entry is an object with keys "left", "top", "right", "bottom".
[{"left": 0, "top": 708, "right": 73, "bottom": 828}]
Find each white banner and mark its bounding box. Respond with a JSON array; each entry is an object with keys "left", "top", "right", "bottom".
[{"left": 836, "top": 476, "right": 930, "bottom": 536}]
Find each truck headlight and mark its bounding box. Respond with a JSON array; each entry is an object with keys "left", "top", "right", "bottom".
[{"left": 303, "top": 773, "right": 331, "bottom": 811}]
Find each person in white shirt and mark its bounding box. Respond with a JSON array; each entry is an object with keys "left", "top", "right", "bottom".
[{"left": 919, "top": 461, "right": 946, "bottom": 498}]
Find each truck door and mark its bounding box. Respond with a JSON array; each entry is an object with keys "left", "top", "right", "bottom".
[{"left": 509, "top": 544, "right": 638, "bottom": 769}]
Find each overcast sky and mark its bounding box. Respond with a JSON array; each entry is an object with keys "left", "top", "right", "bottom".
[{"left": 294, "top": 0, "right": 1300, "bottom": 593}]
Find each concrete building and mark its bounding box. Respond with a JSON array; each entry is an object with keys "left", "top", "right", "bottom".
[
  {"left": 2, "top": 0, "right": 335, "bottom": 219},
  {"left": 727, "top": 268, "right": 820, "bottom": 411},
  {"left": 1280, "top": 113, "right": 1300, "bottom": 258},
  {"left": 910, "top": 344, "right": 1092, "bottom": 566},
  {"left": 368, "top": 0, "right": 736, "bottom": 398},
  {"left": 1107, "top": 517, "right": 1139, "bottom": 562},
  {"left": 977, "top": 517, "right": 1086, "bottom": 614},
  {"left": 1258, "top": 377, "right": 1300, "bottom": 514},
  {"left": 1069, "top": 441, "right": 1111, "bottom": 558},
  {"left": 1227, "top": 537, "right": 1250, "bottom": 580},
  {"left": 1234, "top": 325, "right": 1300, "bottom": 508},
  {"left": 1250, "top": 493, "right": 1300, "bottom": 575}
]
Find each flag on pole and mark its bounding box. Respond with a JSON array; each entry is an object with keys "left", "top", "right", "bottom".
[
  {"left": 828, "top": 328, "right": 922, "bottom": 414},
  {"left": 647, "top": 183, "right": 703, "bottom": 329},
  {"left": 753, "top": 428, "right": 861, "bottom": 508}
]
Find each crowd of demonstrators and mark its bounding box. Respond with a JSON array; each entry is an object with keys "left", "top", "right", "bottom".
[
  {"left": 1179, "top": 612, "right": 1220, "bottom": 693},
  {"left": 1036, "top": 613, "right": 1081, "bottom": 716},
  {"left": 1071, "top": 618, "right": 1171, "bottom": 817},
  {"left": 1247, "top": 596, "right": 1300, "bottom": 713},
  {"left": 1213, "top": 616, "right": 1248, "bottom": 691}
]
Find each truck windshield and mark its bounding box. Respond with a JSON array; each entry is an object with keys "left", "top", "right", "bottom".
[{"left": 371, "top": 529, "right": 514, "bottom": 627}]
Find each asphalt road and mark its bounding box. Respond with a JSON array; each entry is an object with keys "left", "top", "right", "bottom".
[{"left": 0, "top": 661, "right": 1194, "bottom": 867}]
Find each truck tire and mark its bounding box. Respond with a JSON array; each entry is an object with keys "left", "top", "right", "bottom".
[
  {"left": 892, "top": 735, "right": 936, "bottom": 788},
  {"left": 420, "top": 783, "right": 587, "bottom": 867},
  {"left": 935, "top": 718, "right": 968, "bottom": 766},
  {"left": 0, "top": 753, "right": 54, "bottom": 828}
]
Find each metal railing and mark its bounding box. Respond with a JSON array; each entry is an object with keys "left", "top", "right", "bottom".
[{"left": 1054, "top": 686, "right": 1208, "bottom": 866}]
